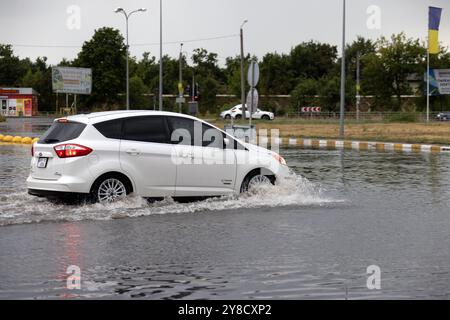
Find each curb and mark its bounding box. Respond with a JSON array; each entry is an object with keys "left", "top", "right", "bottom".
[{"left": 282, "top": 138, "right": 450, "bottom": 153}]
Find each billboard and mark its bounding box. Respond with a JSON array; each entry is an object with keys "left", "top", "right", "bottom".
[
  {"left": 52, "top": 67, "right": 92, "bottom": 95},
  {"left": 427, "top": 69, "right": 450, "bottom": 95}
]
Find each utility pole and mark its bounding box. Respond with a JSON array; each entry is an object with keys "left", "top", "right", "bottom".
[
  {"left": 339, "top": 0, "right": 346, "bottom": 137},
  {"left": 179, "top": 43, "right": 184, "bottom": 113},
  {"left": 240, "top": 19, "right": 248, "bottom": 119},
  {"left": 356, "top": 51, "right": 361, "bottom": 121},
  {"left": 159, "top": 0, "right": 163, "bottom": 111}
]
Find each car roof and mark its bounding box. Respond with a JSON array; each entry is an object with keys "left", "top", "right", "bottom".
[{"left": 58, "top": 110, "right": 204, "bottom": 125}]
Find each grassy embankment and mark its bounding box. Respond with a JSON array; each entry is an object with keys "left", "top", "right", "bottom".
[{"left": 209, "top": 118, "right": 450, "bottom": 146}]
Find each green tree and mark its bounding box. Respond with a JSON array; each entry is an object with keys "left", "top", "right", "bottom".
[
  {"left": 129, "top": 75, "right": 149, "bottom": 109},
  {"left": 74, "top": 27, "right": 126, "bottom": 108},
  {"left": 0, "top": 44, "right": 30, "bottom": 86},
  {"left": 363, "top": 33, "right": 426, "bottom": 111},
  {"left": 290, "top": 78, "right": 318, "bottom": 112}
]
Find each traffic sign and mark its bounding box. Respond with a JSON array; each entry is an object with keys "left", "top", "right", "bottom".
[
  {"left": 247, "top": 61, "right": 260, "bottom": 88},
  {"left": 301, "top": 107, "right": 321, "bottom": 113},
  {"left": 246, "top": 88, "right": 259, "bottom": 114}
]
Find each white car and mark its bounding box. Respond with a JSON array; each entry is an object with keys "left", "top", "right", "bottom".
[
  {"left": 27, "top": 111, "right": 288, "bottom": 203},
  {"left": 220, "top": 104, "right": 275, "bottom": 120}
]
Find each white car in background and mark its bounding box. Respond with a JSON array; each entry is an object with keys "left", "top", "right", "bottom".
[
  {"left": 27, "top": 111, "right": 288, "bottom": 203},
  {"left": 220, "top": 104, "right": 275, "bottom": 120}
]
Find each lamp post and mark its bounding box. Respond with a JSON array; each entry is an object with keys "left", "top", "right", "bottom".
[
  {"left": 115, "top": 7, "right": 147, "bottom": 110},
  {"left": 339, "top": 0, "right": 346, "bottom": 137},
  {"left": 240, "top": 19, "right": 248, "bottom": 119},
  {"left": 159, "top": 0, "right": 163, "bottom": 111}
]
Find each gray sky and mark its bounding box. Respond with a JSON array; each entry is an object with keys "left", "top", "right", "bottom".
[{"left": 1, "top": 0, "right": 449, "bottom": 65}]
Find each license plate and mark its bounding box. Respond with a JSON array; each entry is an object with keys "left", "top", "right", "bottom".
[{"left": 37, "top": 157, "right": 48, "bottom": 168}]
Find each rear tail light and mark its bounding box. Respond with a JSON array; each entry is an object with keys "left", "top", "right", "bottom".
[
  {"left": 31, "top": 144, "right": 34, "bottom": 157},
  {"left": 54, "top": 144, "right": 93, "bottom": 158}
]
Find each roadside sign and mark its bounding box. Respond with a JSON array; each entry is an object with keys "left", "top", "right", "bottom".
[
  {"left": 246, "top": 88, "right": 259, "bottom": 114},
  {"left": 247, "top": 61, "right": 260, "bottom": 88},
  {"left": 301, "top": 107, "right": 321, "bottom": 113},
  {"left": 52, "top": 67, "right": 92, "bottom": 95},
  {"left": 176, "top": 97, "right": 186, "bottom": 104}
]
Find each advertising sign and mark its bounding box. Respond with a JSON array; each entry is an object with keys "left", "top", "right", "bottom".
[
  {"left": 427, "top": 69, "right": 450, "bottom": 95},
  {"left": 52, "top": 67, "right": 92, "bottom": 95}
]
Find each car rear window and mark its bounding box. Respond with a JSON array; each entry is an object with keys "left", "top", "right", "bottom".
[
  {"left": 94, "top": 119, "right": 123, "bottom": 139},
  {"left": 38, "top": 121, "right": 86, "bottom": 144}
]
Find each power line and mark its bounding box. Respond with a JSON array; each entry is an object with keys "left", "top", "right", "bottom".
[{"left": 8, "top": 34, "right": 239, "bottom": 49}]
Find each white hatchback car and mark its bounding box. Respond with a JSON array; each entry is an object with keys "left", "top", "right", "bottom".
[
  {"left": 27, "top": 111, "right": 288, "bottom": 203},
  {"left": 220, "top": 104, "right": 275, "bottom": 120}
]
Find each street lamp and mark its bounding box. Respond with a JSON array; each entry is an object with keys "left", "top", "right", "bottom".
[
  {"left": 240, "top": 19, "right": 248, "bottom": 119},
  {"left": 339, "top": 0, "right": 346, "bottom": 137},
  {"left": 178, "top": 43, "right": 184, "bottom": 113},
  {"left": 159, "top": 0, "right": 163, "bottom": 111},
  {"left": 114, "top": 7, "right": 147, "bottom": 110}
]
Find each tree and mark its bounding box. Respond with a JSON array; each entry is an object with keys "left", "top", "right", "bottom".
[
  {"left": 259, "top": 52, "right": 292, "bottom": 95},
  {"left": 363, "top": 33, "right": 426, "bottom": 111},
  {"left": 0, "top": 44, "right": 30, "bottom": 86},
  {"left": 74, "top": 27, "right": 126, "bottom": 108},
  {"left": 129, "top": 75, "right": 149, "bottom": 109},
  {"left": 290, "top": 78, "right": 318, "bottom": 112}
]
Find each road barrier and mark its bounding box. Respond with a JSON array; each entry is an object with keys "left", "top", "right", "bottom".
[
  {"left": 283, "top": 138, "right": 450, "bottom": 153},
  {"left": 0, "top": 134, "right": 39, "bottom": 145},
  {"left": 1, "top": 132, "right": 449, "bottom": 153}
]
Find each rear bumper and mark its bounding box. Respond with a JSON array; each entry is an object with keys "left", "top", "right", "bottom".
[
  {"left": 28, "top": 188, "right": 87, "bottom": 198},
  {"left": 26, "top": 175, "right": 92, "bottom": 193}
]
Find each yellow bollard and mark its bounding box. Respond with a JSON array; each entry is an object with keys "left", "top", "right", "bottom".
[
  {"left": 12, "top": 136, "right": 23, "bottom": 143},
  {"left": 21, "top": 137, "right": 33, "bottom": 144},
  {"left": 3, "top": 135, "right": 13, "bottom": 142},
  {"left": 32, "top": 137, "right": 40, "bottom": 144},
  {"left": 0, "top": 134, "right": 4, "bottom": 140}
]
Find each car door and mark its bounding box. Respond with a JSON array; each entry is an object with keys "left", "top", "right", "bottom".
[
  {"left": 119, "top": 116, "right": 176, "bottom": 197},
  {"left": 167, "top": 116, "right": 237, "bottom": 197}
]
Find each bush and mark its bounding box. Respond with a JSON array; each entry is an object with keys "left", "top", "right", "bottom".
[
  {"left": 0, "top": 114, "right": 5, "bottom": 122},
  {"left": 387, "top": 112, "right": 418, "bottom": 123}
]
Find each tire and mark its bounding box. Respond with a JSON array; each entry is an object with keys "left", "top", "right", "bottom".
[
  {"left": 262, "top": 115, "right": 270, "bottom": 121},
  {"left": 240, "top": 169, "right": 275, "bottom": 193},
  {"left": 91, "top": 174, "right": 132, "bottom": 204},
  {"left": 225, "top": 114, "right": 232, "bottom": 120},
  {"left": 235, "top": 114, "right": 242, "bottom": 120}
]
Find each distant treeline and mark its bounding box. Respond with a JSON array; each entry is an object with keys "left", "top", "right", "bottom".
[{"left": 1, "top": 28, "right": 450, "bottom": 115}]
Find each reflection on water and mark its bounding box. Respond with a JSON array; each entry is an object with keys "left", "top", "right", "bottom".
[{"left": 1, "top": 117, "right": 450, "bottom": 299}]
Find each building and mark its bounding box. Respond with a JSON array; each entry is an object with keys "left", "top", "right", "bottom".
[{"left": 0, "top": 88, "right": 39, "bottom": 117}]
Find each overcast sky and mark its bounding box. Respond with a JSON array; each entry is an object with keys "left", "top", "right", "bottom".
[{"left": 1, "top": 0, "right": 449, "bottom": 65}]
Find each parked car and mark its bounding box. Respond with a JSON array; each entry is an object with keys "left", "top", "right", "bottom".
[
  {"left": 220, "top": 104, "right": 275, "bottom": 120},
  {"left": 27, "top": 111, "right": 288, "bottom": 203},
  {"left": 436, "top": 112, "right": 450, "bottom": 121}
]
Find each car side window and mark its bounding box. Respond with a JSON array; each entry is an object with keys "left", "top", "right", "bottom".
[
  {"left": 94, "top": 119, "right": 123, "bottom": 140},
  {"left": 123, "top": 116, "right": 170, "bottom": 144},
  {"left": 168, "top": 117, "right": 226, "bottom": 149},
  {"left": 202, "top": 123, "right": 224, "bottom": 149}
]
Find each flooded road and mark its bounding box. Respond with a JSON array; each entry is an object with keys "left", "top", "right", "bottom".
[{"left": 1, "top": 118, "right": 450, "bottom": 299}]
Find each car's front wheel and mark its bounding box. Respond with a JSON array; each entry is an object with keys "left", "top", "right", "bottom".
[
  {"left": 240, "top": 170, "right": 275, "bottom": 193},
  {"left": 91, "top": 174, "right": 131, "bottom": 204}
]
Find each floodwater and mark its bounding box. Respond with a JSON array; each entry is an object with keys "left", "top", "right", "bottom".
[{"left": 1, "top": 118, "right": 450, "bottom": 299}]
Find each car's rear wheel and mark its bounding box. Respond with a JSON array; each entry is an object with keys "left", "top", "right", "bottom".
[
  {"left": 225, "top": 114, "right": 232, "bottom": 120},
  {"left": 235, "top": 114, "right": 242, "bottom": 120},
  {"left": 262, "top": 115, "right": 270, "bottom": 120},
  {"left": 91, "top": 174, "right": 131, "bottom": 204}
]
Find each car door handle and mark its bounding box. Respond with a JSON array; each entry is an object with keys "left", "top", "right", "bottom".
[
  {"left": 126, "top": 149, "right": 141, "bottom": 156},
  {"left": 180, "top": 153, "right": 193, "bottom": 159}
]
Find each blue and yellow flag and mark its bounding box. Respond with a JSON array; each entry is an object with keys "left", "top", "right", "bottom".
[{"left": 429, "top": 6, "right": 443, "bottom": 54}]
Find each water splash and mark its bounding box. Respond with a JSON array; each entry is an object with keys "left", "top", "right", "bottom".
[{"left": 0, "top": 171, "right": 339, "bottom": 226}]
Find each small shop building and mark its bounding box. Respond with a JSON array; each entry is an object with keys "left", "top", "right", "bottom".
[{"left": 0, "top": 88, "right": 39, "bottom": 117}]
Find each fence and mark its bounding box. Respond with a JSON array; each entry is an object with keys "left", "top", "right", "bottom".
[{"left": 285, "top": 111, "right": 444, "bottom": 122}]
